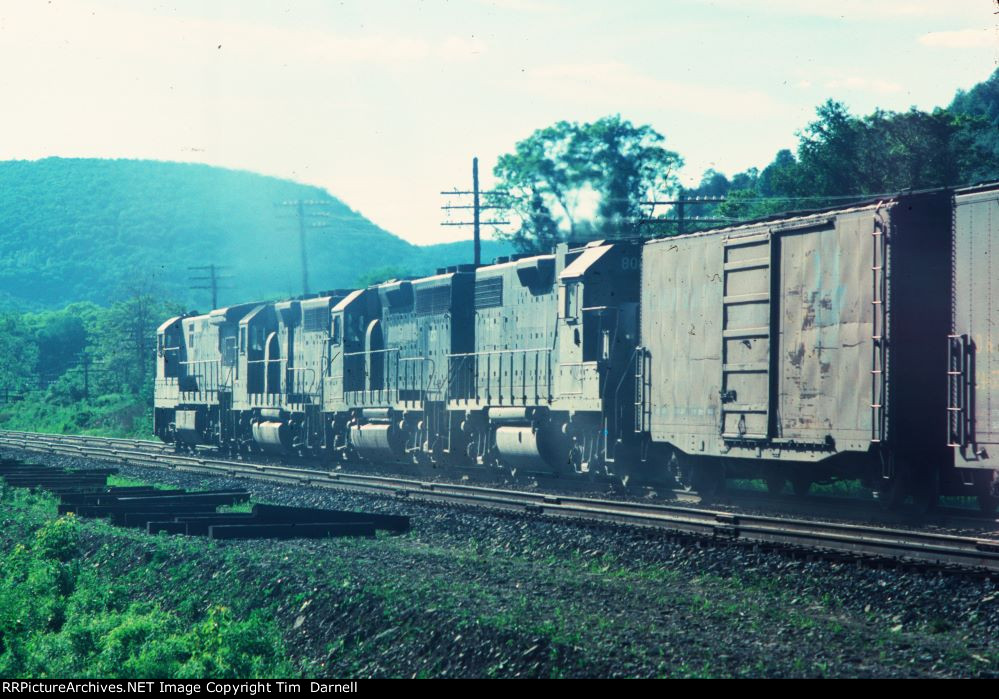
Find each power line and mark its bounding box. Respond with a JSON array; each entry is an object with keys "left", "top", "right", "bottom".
[
  {"left": 276, "top": 200, "right": 336, "bottom": 295},
  {"left": 440, "top": 157, "right": 510, "bottom": 266},
  {"left": 189, "top": 264, "right": 232, "bottom": 309}
]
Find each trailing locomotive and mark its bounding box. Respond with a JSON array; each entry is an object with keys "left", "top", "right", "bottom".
[
  {"left": 154, "top": 183, "right": 999, "bottom": 511},
  {"left": 156, "top": 240, "right": 643, "bottom": 478}
]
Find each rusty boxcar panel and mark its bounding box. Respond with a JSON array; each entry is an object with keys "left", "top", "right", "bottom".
[
  {"left": 775, "top": 211, "right": 874, "bottom": 445},
  {"left": 951, "top": 183, "right": 999, "bottom": 468}
]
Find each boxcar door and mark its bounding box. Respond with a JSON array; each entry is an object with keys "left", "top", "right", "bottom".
[{"left": 774, "top": 215, "right": 874, "bottom": 450}]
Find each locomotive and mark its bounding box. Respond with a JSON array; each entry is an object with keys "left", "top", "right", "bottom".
[{"left": 154, "top": 183, "right": 999, "bottom": 512}]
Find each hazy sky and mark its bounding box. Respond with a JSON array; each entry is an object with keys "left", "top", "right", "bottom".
[{"left": 1, "top": 0, "right": 996, "bottom": 245}]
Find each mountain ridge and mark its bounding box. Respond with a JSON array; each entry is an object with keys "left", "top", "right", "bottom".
[{"left": 0, "top": 157, "right": 512, "bottom": 310}]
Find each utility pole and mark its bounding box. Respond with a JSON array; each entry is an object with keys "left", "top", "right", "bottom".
[
  {"left": 297, "top": 200, "right": 310, "bottom": 295},
  {"left": 189, "top": 264, "right": 230, "bottom": 309},
  {"left": 639, "top": 193, "right": 732, "bottom": 234},
  {"left": 472, "top": 157, "right": 481, "bottom": 266},
  {"left": 82, "top": 352, "right": 89, "bottom": 401},
  {"left": 675, "top": 187, "right": 685, "bottom": 236},
  {"left": 441, "top": 157, "right": 509, "bottom": 266},
  {"left": 277, "top": 199, "right": 334, "bottom": 296}
]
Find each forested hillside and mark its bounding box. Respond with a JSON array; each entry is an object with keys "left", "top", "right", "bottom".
[{"left": 0, "top": 158, "right": 511, "bottom": 310}]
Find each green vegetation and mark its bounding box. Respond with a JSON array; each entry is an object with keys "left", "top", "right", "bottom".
[
  {"left": 492, "top": 115, "right": 683, "bottom": 251},
  {"left": 0, "top": 158, "right": 512, "bottom": 311},
  {"left": 680, "top": 69, "right": 999, "bottom": 229},
  {"left": 0, "top": 474, "right": 996, "bottom": 677},
  {"left": 0, "top": 295, "right": 179, "bottom": 438},
  {"left": 0, "top": 487, "right": 296, "bottom": 678}
]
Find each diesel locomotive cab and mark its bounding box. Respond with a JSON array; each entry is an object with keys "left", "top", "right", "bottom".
[
  {"left": 454, "top": 241, "right": 642, "bottom": 479},
  {"left": 153, "top": 315, "right": 187, "bottom": 443}
]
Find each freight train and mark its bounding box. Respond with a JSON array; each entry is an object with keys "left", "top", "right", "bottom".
[{"left": 154, "top": 183, "right": 999, "bottom": 512}]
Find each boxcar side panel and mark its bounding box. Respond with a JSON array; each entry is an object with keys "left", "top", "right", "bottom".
[
  {"left": 642, "top": 233, "right": 725, "bottom": 453},
  {"left": 953, "top": 185, "right": 999, "bottom": 465}
]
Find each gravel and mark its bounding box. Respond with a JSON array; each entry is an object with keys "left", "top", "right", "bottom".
[{"left": 4, "top": 446, "right": 999, "bottom": 678}]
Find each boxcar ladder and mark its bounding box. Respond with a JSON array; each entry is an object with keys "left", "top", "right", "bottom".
[
  {"left": 871, "top": 213, "right": 888, "bottom": 449},
  {"left": 947, "top": 333, "right": 973, "bottom": 454}
]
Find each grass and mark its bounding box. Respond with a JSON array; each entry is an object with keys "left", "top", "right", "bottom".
[
  {"left": 0, "top": 486, "right": 297, "bottom": 678},
  {"left": 0, "top": 393, "right": 152, "bottom": 439},
  {"left": 0, "top": 468, "right": 996, "bottom": 677}
]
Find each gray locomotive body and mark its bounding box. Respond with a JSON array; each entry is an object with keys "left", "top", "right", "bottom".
[{"left": 154, "top": 185, "right": 999, "bottom": 509}]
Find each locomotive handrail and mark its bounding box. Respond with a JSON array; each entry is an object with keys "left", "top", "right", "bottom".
[
  {"left": 448, "top": 347, "right": 553, "bottom": 358},
  {"left": 286, "top": 365, "right": 320, "bottom": 397},
  {"left": 448, "top": 347, "right": 553, "bottom": 404}
]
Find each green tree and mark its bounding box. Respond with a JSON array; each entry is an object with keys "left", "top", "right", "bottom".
[
  {"left": 493, "top": 116, "right": 683, "bottom": 252},
  {"left": 949, "top": 67, "right": 999, "bottom": 182}
]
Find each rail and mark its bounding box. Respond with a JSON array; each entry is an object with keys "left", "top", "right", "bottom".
[{"left": 1, "top": 430, "right": 997, "bottom": 574}]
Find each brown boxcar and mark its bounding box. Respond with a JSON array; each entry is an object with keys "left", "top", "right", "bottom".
[
  {"left": 949, "top": 182, "right": 999, "bottom": 509},
  {"left": 639, "top": 190, "right": 953, "bottom": 502}
]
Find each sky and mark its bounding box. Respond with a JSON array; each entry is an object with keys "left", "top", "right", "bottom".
[{"left": 0, "top": 0, "right": 996, "bottom": 245}]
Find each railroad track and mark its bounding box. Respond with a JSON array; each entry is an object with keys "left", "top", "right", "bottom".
[{"left": 2, "top": 429, "right": 998, "bottom": 574}]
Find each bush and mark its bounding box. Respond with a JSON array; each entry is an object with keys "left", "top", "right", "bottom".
[{"left": 0, "top": 494, "right": 297, "bottom": 678}]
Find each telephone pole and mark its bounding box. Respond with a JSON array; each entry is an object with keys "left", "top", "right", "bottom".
[
  {"left": 297, "top": 200, "right": 310, "bottom": 295},
  {"left": 189, "top": 264, "right": 230, "bottom": 309},
  {"left": 441, "top": 157, "right": 509, "bottom": 266},
  {"left": 82, "top": 353, "right": 90, "bottom": 401},
  {"left": 639, "top": 193, "right": 733, "bottom": 234},
  {"left": 277, "top": 199, "right": 335, "bottom": 295}
]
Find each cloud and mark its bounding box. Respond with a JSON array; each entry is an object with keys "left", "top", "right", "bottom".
[
  {"left": 694, "top": 0, "right": 981, "bottom": 20},
  {"left": 0, "top": 2, "right": 487, "bottom": 69},
  {"left": 474, "top": 0, "right": 561, "bottom": 11},
  {"left": 824, "top": 76, "right": 903, "bottom": 94},
  {"left": 918, "top": 28, "right": 998, "bottom": 49},
  {"left": 519, "top": 62, "right": 784, "bottom": 118}
]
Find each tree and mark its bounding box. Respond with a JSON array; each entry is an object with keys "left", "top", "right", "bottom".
[
  {"left": 949, "top": 67, "right": 999, "bottom": 182},
  {"left": 493, "top": 116, "right": 683, "bottom": 252}
]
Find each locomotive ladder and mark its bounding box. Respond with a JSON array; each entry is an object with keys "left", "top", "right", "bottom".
[
  {"left": 870, "top": 214, "right": 888, "bottom": 447},
  {"left": 633, "top": 346, "right": 651, "bottom": 433}
]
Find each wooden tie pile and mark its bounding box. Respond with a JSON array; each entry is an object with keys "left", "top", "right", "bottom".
[{"left": 0, "top": 459, "right": 409, "bottom": 539}]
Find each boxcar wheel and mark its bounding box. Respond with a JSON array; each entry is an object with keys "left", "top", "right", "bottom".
[
  {"left": 766, "top": 474, "right": 786, "bottom": 495},
  {"left": 789, "top": 474, "right": 811, "bottom": 497},
  {"left": 910, "top": 467, "right": 939, "bottom": 514},
  {"left": 668, "top": 450, "right": 694, "bottom": 492},
  {"left": 692, "top": 462, "right": 725, "bottom": 504},
  {"left": 976, "top": 473, "right": 999, "bottom": 515},
  {"left": 874, "top": 474, "right": 907, "bottom": 510}
]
